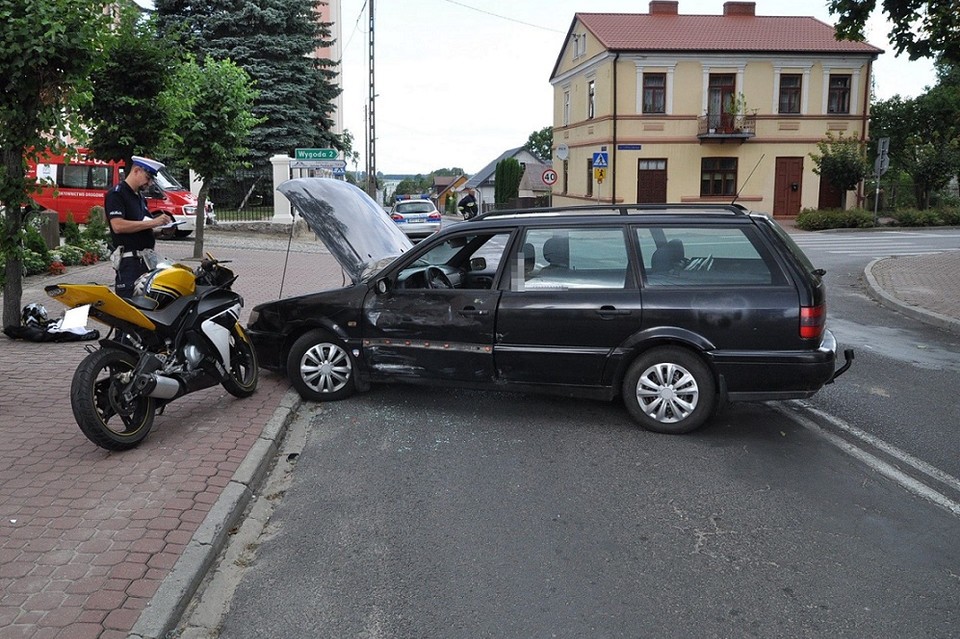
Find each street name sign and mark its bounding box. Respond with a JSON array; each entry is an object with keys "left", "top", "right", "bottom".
[{"left": 295, "top": 148, "right": 338, "bottom": 160}]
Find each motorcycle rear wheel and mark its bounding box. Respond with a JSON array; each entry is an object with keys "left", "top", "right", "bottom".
[
  {"left": 222, "top": 325, "right": 259, "bottom": 398},
  {"left": 71, "top": 348, "right": 156, "bottom": 451}
]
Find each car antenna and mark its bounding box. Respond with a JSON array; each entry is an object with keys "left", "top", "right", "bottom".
[{"left": 731, "top": 153, "right": 764, "bottom": 207}]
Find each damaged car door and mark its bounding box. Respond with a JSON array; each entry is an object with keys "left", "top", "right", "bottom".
[{"left": 361, "top": 231, "right": 511, "bottom": 384}]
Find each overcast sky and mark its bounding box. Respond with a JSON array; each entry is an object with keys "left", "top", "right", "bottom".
[{"left": 337, "top": 0, "right": 937, "bottom": 175}]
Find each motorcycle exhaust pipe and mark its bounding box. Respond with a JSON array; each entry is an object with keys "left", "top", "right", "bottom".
[{"left": 134, "top": 373, "right": 182, "bottom": 400}]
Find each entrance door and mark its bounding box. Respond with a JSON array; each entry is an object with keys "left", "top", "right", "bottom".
[
  {"left": 708, "top": 74, "right": 736, "bottom": 132},
  {"left": 637, "top": 159, "right": 667, "bottom": 203},
  {"left": 773, "top": 157, "right": 803, "bottom": 216},
  {"left": 817, "top": 174, "right": 845, "bottom": 209}
]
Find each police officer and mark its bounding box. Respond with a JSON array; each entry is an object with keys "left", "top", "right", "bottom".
[{"left": 105, "top": 156, "right": 172, "bottom": 298}]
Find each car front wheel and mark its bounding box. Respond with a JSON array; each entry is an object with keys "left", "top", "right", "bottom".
[
  {"left": 622, "top": 347, "right": 716, "bottom": 434},
  {"left": 287, "top": 330, "right": 356, "bottom": 402}
]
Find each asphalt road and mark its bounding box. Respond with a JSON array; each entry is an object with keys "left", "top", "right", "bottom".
[
  {"left": 212, "top": 386, "right": 960, "bottom": 639},
  {"left": 171, "top": 227, "right": 960, "bottom": 638}
]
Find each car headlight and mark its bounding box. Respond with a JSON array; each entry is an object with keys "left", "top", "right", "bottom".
[{"left": 182, "top": 205, "right": 197, "bottom": 215}]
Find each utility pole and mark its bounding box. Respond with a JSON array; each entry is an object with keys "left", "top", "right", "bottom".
[{"left": 365, "top": 0, "right": 377, "bottom": 200}]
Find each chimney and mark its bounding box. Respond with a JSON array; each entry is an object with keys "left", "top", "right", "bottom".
[
  {"left": 723, "top": 2, "right": 756, "bottom": 16},
  {"left": 649, "top": 1, "right": 679, "bottom": 15}
]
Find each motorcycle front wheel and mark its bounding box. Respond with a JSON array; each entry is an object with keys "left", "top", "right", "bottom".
[
  {"left": 221, "top": 324, "right": 259, "bottom": 398},
  {"left": 71, "top": 348, "right": 156, "bottom": 451}
]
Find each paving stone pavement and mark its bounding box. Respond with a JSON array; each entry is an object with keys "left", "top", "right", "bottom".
[
  {"left": 0, "top": 227, "right": 340, "bottom": 639},
  {"left": 0, "top": 222, "right": 956, "bottom": 639}
]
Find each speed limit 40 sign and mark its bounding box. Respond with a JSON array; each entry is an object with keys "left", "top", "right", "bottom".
[{"left": 542, "top": 168, "right": 558, "bottom": 185}]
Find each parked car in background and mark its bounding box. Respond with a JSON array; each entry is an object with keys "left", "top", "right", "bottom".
[
  {"left": 25, "top": 148, "right": 214, "bottom": 238},
  {"left": 247, "top": 178, "right": 852, "bottom": 435},
  {"left": 388, "top": 195, "right": 442, "bottom": 240}
]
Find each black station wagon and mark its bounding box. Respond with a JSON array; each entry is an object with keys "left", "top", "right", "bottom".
[{"left": 247, "top": 178, "right": 852, "bottom": 434}]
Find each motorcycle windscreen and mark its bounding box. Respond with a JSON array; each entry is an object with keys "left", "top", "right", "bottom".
[{"left": 277, "top": 178, "right": 412, "bottom": 284}]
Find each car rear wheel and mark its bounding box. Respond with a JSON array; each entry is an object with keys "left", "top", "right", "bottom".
[
  {"left": 287, "top": 330, "right": 356, "bottom": 402},
  {"left": 622, "top": 347, "right": 716, "bottom": 434}
]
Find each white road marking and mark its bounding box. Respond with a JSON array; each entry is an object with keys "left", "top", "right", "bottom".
[{"left": 775, "top": 401, "right": 960, "bottom": 519}]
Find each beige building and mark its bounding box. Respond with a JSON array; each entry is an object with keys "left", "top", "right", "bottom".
[{"left": 549, "top": 1, "right": 882, "bottom": 216}]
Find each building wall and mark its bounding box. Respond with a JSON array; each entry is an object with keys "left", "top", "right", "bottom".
[{"left": 551, "top": 22, "right": 873, "bottom": 214}]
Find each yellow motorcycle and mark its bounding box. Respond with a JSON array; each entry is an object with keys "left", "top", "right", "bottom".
[{"left": 46, "top": 253, "right": 258, "bottom": 450}]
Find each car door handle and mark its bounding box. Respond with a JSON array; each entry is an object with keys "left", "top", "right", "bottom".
[
  {"left": 459, "top": 307, "right": 488, "bottom": 316},
  {"left": 596, "top": 306, "right": 631, "bottom": 318}
]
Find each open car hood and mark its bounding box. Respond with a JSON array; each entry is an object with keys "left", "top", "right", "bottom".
[{"left": 277, "top": 178, "right": 412, "bottom": 283}]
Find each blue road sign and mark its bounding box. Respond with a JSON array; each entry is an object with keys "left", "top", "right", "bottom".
[{"left": 592, "top": 152, "right": 609, "bottom": 168}]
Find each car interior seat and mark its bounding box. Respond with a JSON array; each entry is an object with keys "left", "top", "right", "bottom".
[
  {"left": 522, "top": 242, "right": 536, "bottom": 276},
  {"left": 650, "top": 238, "right": 685, "bottom": 272},
  {"left": 541, "top": 236, "right": 570, "bottom": 274}
]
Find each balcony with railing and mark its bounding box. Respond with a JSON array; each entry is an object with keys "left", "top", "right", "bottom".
[{"left": 697, "top": 112, "right": 757, "bottom": 142}]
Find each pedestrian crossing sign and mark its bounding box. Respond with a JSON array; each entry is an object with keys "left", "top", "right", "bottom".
[{"left": 592, "top": 152, "right": 608, "bottom": 168}]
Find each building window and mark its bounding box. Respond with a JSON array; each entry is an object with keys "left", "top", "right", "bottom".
[
  {"left": 586, "top": 158, "right": 593, "bottom": 198},
  {"left": 587, "top": 80, "right": 596, "bottom": 119},
  {"left": 562, "top": 159, "right": 568, "bottom": 195},
  {"left": 779, "top": 74, "right": 801, "bottom": 114},
  {"left": 828, "top": 74, "right": 851, "bottom": 114},
  {"left": 563, "top": 90, "right": 570, "bottom": 126},
  {"left": 572, "top": 34, "right": 586, "bottom": 59},
  {"left": 700, "top": 158, "right": 738, "bottom": 196},
  {"left": 642, "top": 73, "right": 666, "bottom": 114}
]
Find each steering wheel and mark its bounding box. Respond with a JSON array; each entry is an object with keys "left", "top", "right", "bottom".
[{"left": 425, "top": 266, "right": 453, "bottom": 289}]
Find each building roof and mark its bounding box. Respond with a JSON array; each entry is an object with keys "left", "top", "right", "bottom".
[
  {"left": 552, "top": 4, "right": 882, "bottom": 79},
  {"left": 519, "top": 162, "right": 555, "bottom": 193},
  {"left": 465, "top": 147, "right": 542, "bottom": 189}
]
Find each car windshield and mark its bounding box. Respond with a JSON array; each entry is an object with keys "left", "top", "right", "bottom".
[{"left": 155, "top": 168, "right": 185, "bottom": 191}]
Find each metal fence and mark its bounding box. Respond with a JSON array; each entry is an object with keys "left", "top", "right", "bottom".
[{"left": 207, "top": 169, "right": 275, "bottom": 221}]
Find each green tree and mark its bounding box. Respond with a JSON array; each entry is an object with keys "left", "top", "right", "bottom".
[
  {"left": 810, "top": 132, "right": 870, "bottom": 208},
  {"left": 495, "top": 158, "right": 522, "bottom": 205},
  {"left": 524, "top": 126, "right": 552, "bottom": 161},
  {"left": 870, "top": 76, "right": 960, "bottom": 208},
  {"left": 163, "top": 57, "right": 260, "bottom": 257},
  {"left": 829, "top": 0, "right": 960, "bottom": 64},
  {"left": 155, "top": 0, "right": 342, "bottom": 170},
  {"left": 81, "top": 8, "right": 178, "bottom": 164},
  {"left": 0, "top": 0, "right": 110, "bottom": 326}
]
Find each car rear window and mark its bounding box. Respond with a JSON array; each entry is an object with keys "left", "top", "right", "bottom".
[
  {"left": 395, "top": 202, "right": 435, "bottom": 213},
  {"left": 636, "top": 226, "right": 785, "bottom": 287}
]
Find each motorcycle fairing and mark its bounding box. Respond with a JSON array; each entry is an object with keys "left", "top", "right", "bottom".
[
  {"left": 277, "top": 178, "right": 412, "bottom": 284},
  {"left": 46, "top": 284, "right": 156, "bottom": 330}
]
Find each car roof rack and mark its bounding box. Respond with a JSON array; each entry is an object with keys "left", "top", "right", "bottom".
[{"left": 474, "top": 202, "right": 750, "bottom": 221}]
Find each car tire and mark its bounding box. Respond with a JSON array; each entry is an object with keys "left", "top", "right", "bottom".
[
  {"left": 287, "top": 329, "right": 356, "bottom": 402},
  {"left": 622, "top": 347, "right": 716, "bottom": 434}
]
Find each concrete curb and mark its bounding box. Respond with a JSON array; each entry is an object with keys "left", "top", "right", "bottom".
[
  {"left": 129, "top": 388, "right": 304, "bottom": 639},
  {"left": 864, "top": 258, "right": 960, "bottom": 334}
]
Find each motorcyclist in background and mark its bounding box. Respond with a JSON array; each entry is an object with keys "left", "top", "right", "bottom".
[{"left": 457, "top": 188, "right": 479, "bottom": 220}]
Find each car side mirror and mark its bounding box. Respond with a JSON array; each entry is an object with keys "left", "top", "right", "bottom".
[
  {"left": 145, "top": 184, "right": 165, "bottom": 199},
  {"left": 469, "top": 257, "right": 486, "bottom": 271},
  {"left": 375, "top": 277, "right": 391, "bottom": 295}
]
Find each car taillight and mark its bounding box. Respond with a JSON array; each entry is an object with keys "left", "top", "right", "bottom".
[
  {"left": 391, "top": 214, "right": 403, "bottom": 221},
  {"left": 428, "top": 212, "right": 441, "bottom": 221},
  {"left": 800, "top": 304, "right": 825, "bottom": 339}
]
